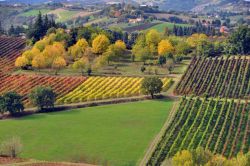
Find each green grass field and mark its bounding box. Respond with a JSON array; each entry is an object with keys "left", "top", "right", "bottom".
[
  {"left": 19, "top": 9, "right": 52, "bottom": 17},
  {"left": 0, "top": 100, "right": 174, "bottom": 166},
  {"left": 18, "top": 8, "right": 80, "bottom": 22},
  {"left": 54, "top": 10, "right": 79, "bottom": 22},
  {"left": 148, "top": 22, "right": 192, "bottom": 32}
]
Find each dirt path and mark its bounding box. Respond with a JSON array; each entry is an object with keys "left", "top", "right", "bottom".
[{"left": 138, "top": 100, "right": 180, "bottom": 166}]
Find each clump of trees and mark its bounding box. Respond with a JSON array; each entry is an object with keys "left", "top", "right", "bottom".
[
  {"left": 172, "top": 21, "right": 217, "bottom": 37},
  {"left": 16, "top": 29, "right": 68, "bottom": 74},
  {"left": 172, "top": 147, "right": 250, "bottom": 166},
  {"left": 27, "top": 11, "right": 66, "bottom": 42},
  {"left": 15, "top": 12, "right": 249, "bottom": 76},
  {"left": 226, "top": 26, "right": 250, "bottom": 55},
  {"left": 16, "top": 27, "right": 129, "bottom": 75}
]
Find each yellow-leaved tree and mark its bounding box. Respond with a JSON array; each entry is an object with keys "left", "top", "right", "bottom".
[
  {"left": 146, "top": 29, "right": 161, "bottom": 55},
  {"left": 92, "top": 34, "right": 110, "bottom": 54},
  {"left": 42, "top": 42, "right": 66, "bottom": 68},
  {"left": 158, "top": 39, "right": 175, "bottom": 56},
  {"left": 205, "top": 155, "right": 227, "bottom": 166},
  {"left": 34, "top": 39, "right": 48, "bottom": 52},
  {"left": 72, "top": 57, "right": 89, "bottom": 75},
  {"left": 68, "top": 38, "right": 89, "bottom": 60},
  {"left": 114, "top": 40, "right": 126, "bottom": 50},
  {"left": 32, "top": 53, "right": 46, "bottom": 71},
  {"left": 52, "top": 56, "right": 66, "bottom": 75},
  {"left": 15, "top": 56, "right": 29, "bottom": 68},
  {"left": 172, "top": 150, "right": 194, "bottom": 166},
  {"left": 187, "top": 33, "right": 208, "bottom": 48},
  {"left": 22, "top": 48, "right": 40, "bottom": 65},
  {"left": 93, "top": 55, "right": 109, "bottom": 70}
]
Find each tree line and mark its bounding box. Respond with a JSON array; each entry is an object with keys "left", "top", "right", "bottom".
[{"left": 172, "top": 22, "right": 217, "bottom": 37}]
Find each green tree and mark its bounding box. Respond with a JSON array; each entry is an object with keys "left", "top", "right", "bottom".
[
  {"left": 29, "top": 86, "right": 56, "bottom": 111},
  {"left": 2, "top": 92, "right": 24, "bottom": 116},
  {"left": 227, "top": 26, "right": 250, "bottom": 55},
  {"left": 175, "top": 41, "right": 191, "bottom": 55},
  {"left": 141, "top": 77, "right": 163, "bottom": 99},
  {"left": 158, "top": 56, "right": 166, "bottom": 67},
  {"left": 33, "top": 11, "right": 44, "bottom": 41},
  {"left": 166, "top": 59, "right": 174, "bottom": 74}
]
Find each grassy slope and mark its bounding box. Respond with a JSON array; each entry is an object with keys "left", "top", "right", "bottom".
[
  {"left": 18, "top": 8, "right": 81, "bottom": 22},
  {"left": 55, "top": 10, "right": 79, "bottom": 22},
  {"left": 0, "top": 100, "right": 173, "bottom": 166},
  {"left": 18, "top": 9, "right": 52, "bottom": 17},
  {"left": 148, "top": 22, "right": 192, "bottom": 32}
]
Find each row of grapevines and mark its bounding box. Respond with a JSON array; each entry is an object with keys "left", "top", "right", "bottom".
[
  {"left": 175, "top": 56, "right": 250, "bottom": 99},
  {"left": 214, "top": 100, "right": 234, "bottom": 154},
  {"left": 147, "top": 98, "right": 249, "bottom": 164},
  {"left": 174, "top": 57, "right": 199, "bottom": 94},
  {"left": 197, "top": 57, "right": 219, "bottom": 95},
  {"left": 147, "top": 98, "right": 187, "bottom": 166},
  {"left": 206, "top": 101, "right": 229, "bottom": 151},
  {"left": 147, "top": 98, "right": 194, "bottom": 165}
]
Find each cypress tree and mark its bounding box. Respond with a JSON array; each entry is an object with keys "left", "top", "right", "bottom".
[{"left": 33, "top": 11, "right": 44, "bottom": 41}]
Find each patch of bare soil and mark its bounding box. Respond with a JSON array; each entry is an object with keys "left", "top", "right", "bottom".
[{"left": 0, "top": 156, "right": 26, "bottom": 164}]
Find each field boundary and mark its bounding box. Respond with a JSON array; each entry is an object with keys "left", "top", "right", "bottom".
[
  {"left": 0, "top": 95, "right": 180, "bottom": 120},
  {"left": 0, "top": 157, "right": 95, "bottom": 166},
  {"left": 139, "top": 100, "right": 180, "bottom": 166}
]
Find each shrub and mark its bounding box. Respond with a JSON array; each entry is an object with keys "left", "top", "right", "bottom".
[{"left": 0, "top": 137, "right": 22, "bottom": 158}]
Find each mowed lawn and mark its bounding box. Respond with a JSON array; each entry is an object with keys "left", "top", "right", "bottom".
[{"left": 0, "top": 100, "right": 174, "bottom": 166}]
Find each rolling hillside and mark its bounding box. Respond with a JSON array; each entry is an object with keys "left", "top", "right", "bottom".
[
  {"left": 138, "top": 0, "right": 250, "bottom": 12},
  {"left": 2, "top": 0, "right": 250, "bottom": 12}
]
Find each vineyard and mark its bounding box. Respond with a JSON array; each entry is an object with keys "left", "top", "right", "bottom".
[
  {"left": 57, "top": 77, "right": 173, "bottom": 104},
  {"left": 174, "top": 56, "right": 250, "bottom": 99},
  {"left": 147, "top": 97, "right": 250, "bottom": 165},
  {"left": 0, "top": 73, "right": 86, "bottom": 106},
  {"left": 0, "top": 37, "right": 26, "bottom": 73},
  {"left": 0, "top": 74, "right": 173, "bottom": 106}
]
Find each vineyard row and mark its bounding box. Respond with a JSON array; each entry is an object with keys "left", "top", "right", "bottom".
[
  {"left": 174, "top": 56, "right": 250, "bottom": 99},
  {"left": 0, "top": 37, "right": 26, "bottom": 73}
]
